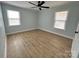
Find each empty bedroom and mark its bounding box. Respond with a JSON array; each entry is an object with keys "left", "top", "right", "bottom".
[{"left": 0, "top": 0, "right": 79, "bottom": 58}]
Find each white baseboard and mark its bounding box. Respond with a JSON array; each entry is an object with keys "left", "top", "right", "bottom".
[
  {"left": 7, "top": 27, "right": 73, "bottom": 39},
  {"left": 7, "top": 28, "right": 37, "bottom": 35},
  {"left": 39, "top": 28, "right": 73, "bottom": 39}
]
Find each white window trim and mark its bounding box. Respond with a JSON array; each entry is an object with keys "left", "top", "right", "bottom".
[
  {"left": 7, "top": 10, "right": 21, "bottom": 26},
  {"left": 54, "top": 11, "right": 68, "bottom": 30}
]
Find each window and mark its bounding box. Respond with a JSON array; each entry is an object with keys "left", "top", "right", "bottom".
[
  {"left": 7, "top": 10, "right": 20, "bottom": 26},
  {"left": 54, "top": 11, "right": 68, "bottom": 30}
]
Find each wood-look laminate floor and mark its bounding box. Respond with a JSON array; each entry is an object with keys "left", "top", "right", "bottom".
[{"left": 7, "top": 29, "right": 72, "bottom": 58}]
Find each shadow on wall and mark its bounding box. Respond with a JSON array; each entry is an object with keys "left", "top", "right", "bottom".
[{"left": 78, "top": 53, "right": 79, "bottom": 58}]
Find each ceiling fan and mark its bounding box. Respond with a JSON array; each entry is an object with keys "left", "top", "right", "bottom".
[{"left": 28, "top": 1, "right": 50, "bottom": 10}]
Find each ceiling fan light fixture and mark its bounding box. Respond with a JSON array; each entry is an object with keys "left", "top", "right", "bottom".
[{"left": 28, "top": 1, "right": 50, "bottom": 10}]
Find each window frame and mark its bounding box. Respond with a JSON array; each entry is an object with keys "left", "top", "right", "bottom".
[
  {"left": 54, "top": 11, "right": 68, "bottom": 30},
  {"left": 7, "top": 10, "right": 21, "bottom": 26}
]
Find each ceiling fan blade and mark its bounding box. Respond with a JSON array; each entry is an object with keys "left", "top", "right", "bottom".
[
  {"left": 28, "top": 2, "right": 37, "bottom": 6},
  {"left": 40, "top": 6, "right": 49, "bottom": 8},
  {"left": 38, "top": 1, "right": 45, "bottom": 6}
]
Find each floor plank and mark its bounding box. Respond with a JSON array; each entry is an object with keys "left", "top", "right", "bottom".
[{"left": 7, "top": 29, "right": 72, "bottom": 58}]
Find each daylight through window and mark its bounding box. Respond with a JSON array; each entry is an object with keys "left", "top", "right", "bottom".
[
  {"left": 7, "top": 10, "right": 20, "bottom": 26},
  {"left": 54, "top": 11, "right": 68, "bottom": 30}
]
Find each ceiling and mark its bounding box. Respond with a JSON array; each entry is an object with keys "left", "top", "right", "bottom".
[{"left": 2, "top": 1, "right": 72, "bottom": 10}]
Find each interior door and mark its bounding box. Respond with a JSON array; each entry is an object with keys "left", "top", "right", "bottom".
[{"left": 71, "top": 22, "right": 79, "bottom": 58}]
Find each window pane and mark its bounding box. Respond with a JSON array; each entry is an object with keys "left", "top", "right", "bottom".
[
  {"left": 8, "top": 18, "right": 20, "bottom": 26},
  {"left": 55, "top": 11, "right": 68, "bottom": 21},
  {"left": 7, "top": 10, "right": 20, "bottom": 18},
  {"left": 54, "top": 20, "right": 66, "bottom": 29}
]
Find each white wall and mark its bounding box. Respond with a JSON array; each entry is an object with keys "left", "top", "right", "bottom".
[
  {"left": 38, "top": 2, "right": 79, "bottom": 39},
  {"left": 2, "top": 4, "right": 39, "bottom": 34},
  {"left": 0, "top": 4, "right": 6, "bottom": 57}
]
